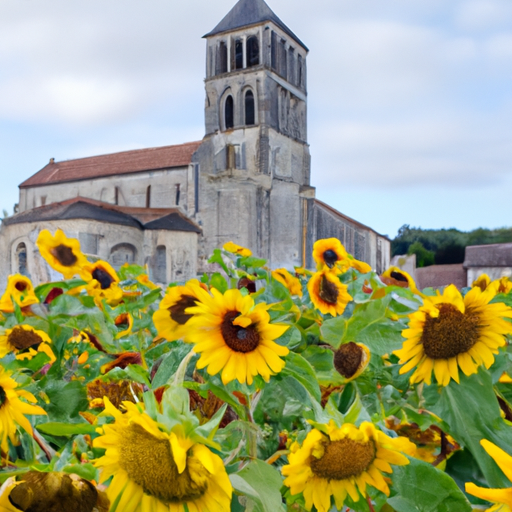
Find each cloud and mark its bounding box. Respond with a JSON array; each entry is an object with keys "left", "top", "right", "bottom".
[{"left": 455, "top": 0, "right": 512, "bottom": 31}]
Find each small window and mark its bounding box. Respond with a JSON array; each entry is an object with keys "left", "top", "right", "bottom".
[
  {"left": 288, "top": 47, "right": 295, "bottom": 85},
  {"left": 146, "top": 185, "right": 151, "bottom": 208},
  {"left": 217, "top": 41, "right": 228, "bottom": 74},
  {"left": 298, "top": 55, "right": 303, "bottom": 87},
  {"left": 234, "top": 39, "right": 243, "bottom": 69},
  {"left": 114, "top": 186, "right": 119, "bottom": 205},
  {"left": 175, "top": 183, "right": 181, "bottom": 206},
  {"left": 271, "top": 31, "right": 277, "bottom": 70},
  {"left": 279, "top": 39, "right": 287, "bottom": 79},
  {"left": 225, "top": 95, "right": 234, "bottom": 129},
  {"left": 40, "top": 196, "right": 47, "bottom": 206},
  {"left": 16, "top": 243, "right": 28, "bottom": 276},
  {"left": 245, "top": 90, "right": 255, "bottom": 126},
  {"left": 154, "top": 246, "right": 167, "bottom": 283},
  {"left": 246, "top": 35, "right": 259, "bottom": 67},
  {"left": 79, "top": 233, "right": 99, "bottom": 255},
  {"left": 110, "top": 243, "right": 137, "bottom": 269}
]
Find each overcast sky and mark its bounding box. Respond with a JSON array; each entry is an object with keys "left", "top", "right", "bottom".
[{"left": 1, "top": 0, "right": 511, "bottom": 238}]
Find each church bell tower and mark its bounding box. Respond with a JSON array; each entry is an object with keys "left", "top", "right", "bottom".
[{"left": 195, "top": 0, "right": 315, "bottom": 270}]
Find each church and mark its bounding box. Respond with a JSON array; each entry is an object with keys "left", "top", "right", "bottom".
[{"left": 0, "top": 0, "right": 390, "bottom": 285}]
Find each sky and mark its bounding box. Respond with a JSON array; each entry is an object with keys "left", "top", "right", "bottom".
[{"left": 0, "top": 0, "right": 511, "bottom": 239}]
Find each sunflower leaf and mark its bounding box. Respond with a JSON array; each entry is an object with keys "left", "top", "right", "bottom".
[{"left": 281, "top": 351, "right": 321, "bottom": 402}]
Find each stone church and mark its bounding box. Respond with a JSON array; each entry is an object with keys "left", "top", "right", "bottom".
[{"left": 0, "top": 0, "right": 390, "bottom": 286}]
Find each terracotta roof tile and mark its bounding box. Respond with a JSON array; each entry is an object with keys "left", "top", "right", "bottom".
[{"left": 20, "top": 141, "right": 202, "bottom": 188}]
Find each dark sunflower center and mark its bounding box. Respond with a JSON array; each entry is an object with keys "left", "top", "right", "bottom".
[
  {"left": 390, "top": 271, "right": 408, "bottom": 283},
  {"left": 50, "top": 244, "right": 78, "bottom": 267},
  {"left": 334, "top": 342, "right": 363, "bottom": 379},
  {"left": 8, "top": 327, "right": 43, "bottom": 350},
  {"left": 9, "top": 471, "right": 100, "bottom": 512},
  {"left": 92, "top": 268, "right": 114, "bottom": 289},
  {"left": 319, "top": 276, "right": 339, "bottom": 304},
  {"left": 119, "top": 423, "right": 208, "bottom": 503},
  {"left": 310, "top": 437, "right": 376, "bottom": 480},
  {"left": 421, "top": 303, "right": 480, "bottom": 359},
  {"left": 15, "top": 281, "right": 27, "bottom": 292},
  {"left": 220, "top": 311, "right": 260, "bottom": 353},
  {"left": 323, "top": 250, "right": 338, "bottom": 268},
  {"left": 0, "top": 385, "right": 6, "bottom": 407},
  {"left": 169, "top": 295, "right": 197, "bottom": 325}
]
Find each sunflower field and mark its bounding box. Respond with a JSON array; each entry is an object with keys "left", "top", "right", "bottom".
[{"left": 1, "top": 230, "right": 512, "bottom": 512}]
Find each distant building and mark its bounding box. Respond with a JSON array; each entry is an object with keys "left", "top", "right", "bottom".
[
  {"left": 0, "top": 0, "right": 390, "bottom": 285},
  {"left": 464, "top": 243, "right": 512, "bottom": 285}
]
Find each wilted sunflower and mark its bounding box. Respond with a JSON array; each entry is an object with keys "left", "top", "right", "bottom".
[
  {"left": 282, "top": 421, "right": 415, "bottom": 512},
  {"left": 312, "top": 238, "right": 348, "bottom": 270},
  {"left": 93, "top": 398, "right": 232, "bottom": 512},
  {"left": 114, "top": 312, "right": 133, "bottom": 339},
  {"left": 380, "top": 266, "right": 421, "bottom": 295},
  {"left": 0, "top": 367, "right": 46, "bottom": 452},
  {"left": 153, "top": 280, "right": 204, "bottom": 341},
  {"left": 0, "top": 471, "right": 109, "bottom": 512},
  {"left": 394, "top": 284, "right": 512, "bottom": 386},
  {"left": 0, "top": 325, "right": 55, "bottom": 363},
  {"left": 308, "top": 268, "right": 352, "bottom": 316},
  {"left": 185, "top": 288, "right": 289, "bottom": 385},
  {"left": 223, "top": 241, "right": 252, "bottom": 257},
  {"left": 81, "top": 261, "right": 123, "bottom": 305},
  {"left": 272, "top": 268, "right": 303, "bottom": 297},
  {"left": 333, "top": 342, "right": 370, "bottom": 381},
  {"left": 0, "top": 274, "right": 39, "bottom": 313},
  {"left": 36, "top": 229, "right": 89, "bottom": 279},
  {"left": 465, "top": 439, "right": 512, "bottom": 512}
]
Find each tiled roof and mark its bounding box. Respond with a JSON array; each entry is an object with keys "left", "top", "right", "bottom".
[
  {"left": 415, "top": 264, "right": 467, "bottom": 290},
  {"left": 19, "top": 141, "right": 202, "bottom": 188},
  {"left": 464, "top": 243, "right": 512, "bottom": 268},
  {"left": 3, "top": 197, "right": 202, "bottom": 233},
  {"left": 204, "top": 0, "right": 308, "bottom": 51}
]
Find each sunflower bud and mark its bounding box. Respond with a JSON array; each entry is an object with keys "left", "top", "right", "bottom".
[{"left": 333, "top": 342, "right": 370, "bottom": 380}]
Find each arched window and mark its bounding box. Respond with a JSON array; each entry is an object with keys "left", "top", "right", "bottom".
[
  {"left": 225, "top": 95, "right": 234, "bottom": 129},
  {"left": 234, "top": 39, "right": 243, "bottom": 69},
  {"left": 16, "top": 243, "right": 28, "bottom": 276},
  {"left": 217, "top": 41, "right": 228, "bottom": 74},
  {"left": 110, "top": 243, "right": 137, "bottom": 269},
  {"left": 245, "top": 90, "right": 255, "bottom": 126},
  {"left": 246, "top": 36, "right": 259, "bottom": 67},
  {"left": 154, "top": 245, "right": 167, "bottom": 284}
]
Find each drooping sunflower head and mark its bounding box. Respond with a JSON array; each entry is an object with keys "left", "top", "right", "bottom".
[
  {"left": 153, "top": 279, "right": 205, "bottom": 342},
  {"left": 490, "top": 276, "right": 512, "bottom": 296},
  {"left": 36, "top": 229, "right": 89, "bottom": 279},
  {"left": 394, "top": 284, "right": 512, "bottom": 386},
  {"left": 282, "top": 421, "right": 415, "bottom": 512},
  {"left": 472, "top": 273, "right": 491, "bottom": 292},
  {"left": 87, "top": 378, "right": 144, "bottom": 409},
  {"left": 93, "top": 398, "right": 232, "bottom": 512},
  {"left": 0, "top": 471, "right": 109, "bottom": 512},
  {"left": 465, "top": 439, "right": 512, "bottom": 511},
  {"left": 380, "top": 266, "right": 421, "bottom": 294},
  {"left": 223, "top": 241, "right": 252, "bottom": 257},
  {"left": 312, "top": 238, "right": 348, "bottom": 270},
  {"left": 0, "top": 274, "right": 39, "bottom": 313},
  {"left": 272, "top": 268, "right": 303, "bottom": 297},
  {"left": 185, "top": 288, "right": 289, "bottom": 385},
  {"left": 81, "top": 261, "right": 123, "bottom": 305},
  {"left": 333, "top": 342, "right": 370, "bottom": 381},
  {"left": 114, "top": 312, "right": 133, "bottom": 339},
  {"left": 0, "top": 367, "right": 46, "bottom": 452},
  {"left": 308, "top": 268, "right": 352, "bottom": 317},
  {"left": 0, "top": 325, "right": 55, "bottom": 363}
]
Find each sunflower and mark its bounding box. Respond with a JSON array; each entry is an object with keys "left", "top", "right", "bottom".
[
  {"left": 0, "top": 367, "right": 46, "bottom": 452},
  {"left": 153, "top": 280, "right": 205, "bottom": 342},
  {"left": 0, "top": 325, "right": 55, "bottom": 363},
  {"left": 333, "top": 342, "right": 370, "bottom": 381},
  {"left": 184, "top": 288, "right": 289, "bottom": 385},
  {"left": 347, "top": 257, "right": 372, "bottom": 274},
  {"left": 93, "top": 398, "right": 232, "bottom": 512},
  {"left": 489, "top": 277, "right": 512, "bottom": 295},
  {"left": 0, "top": 275, "right": 39, "bottom": 313},
  {"left": 473, "top": 274, "right": 492, "bottom": 292},
  {"left": 223, "top": 241, "right": 252, "bottom": 257},
  {"left": 465, "top": 439, "right": 512, "bottom": 512},
  {"left": 36, "top": 229, "right": 89, "bottom": 279},
  {"left": 114, "top": 312, "right": 133, "bottom": 339},
  {"left": 394, "top": 284, "right": 512, "bottom": 386},
  {"left": 81, "top": 261, "right": 123, "bottom": 305},
  {"left": 282, "top": 421, "right": 415, "bottom": 512},
  {"left": 312, "top": 238, "right": 348, "bottom": 270},
  {"left": 380, "top": 266, "right": 421, "bottom": 295},
  {"left": 272, "top": 268, "right": 303, "bottom": 296},
  {"left": 308, "top": 269, "right": 352, "bottom": 316},
  {"left": 0, "top": 471, "right": 109, "bottom": 512}
]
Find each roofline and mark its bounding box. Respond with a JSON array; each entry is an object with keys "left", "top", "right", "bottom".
[
  {"left": 314, "top": 199, "right": 390, "bottom": 240},
  {"left": 203, "top": 18, "right": 308, "bottom": 52}
]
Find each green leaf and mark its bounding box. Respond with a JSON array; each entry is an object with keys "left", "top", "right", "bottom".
[
  {"left": 63, "top": 463, "right": 98, "bottom": 482},
  {"left": 389, "top": 456, "right": 471, "bottom": 512},
  {"left": 281, "top": 351, "right": 321, "bottom": 402},
  {"left": 319, "top": 315, "right": 346, "bottom": 349},
  {"left": 208, "top": 249, "right": 231, "bottom": 275},
  {"left": 151, "top": 343, "right": 193, "bottom": 388},
  {"left": 42, "top": 380, "right": 89, "bottom": 422},
  {"left": 210, "top": 272, "right": 228, "bottom": 293},
  {"left": 231, "top": 459, "right": 285, "bottom": 512},
  {"left": 432, "top": 368, "right": 512, "bottom": 488},
  {"left": 36, "top": 422, "right": 97, "bottom": 436}
]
